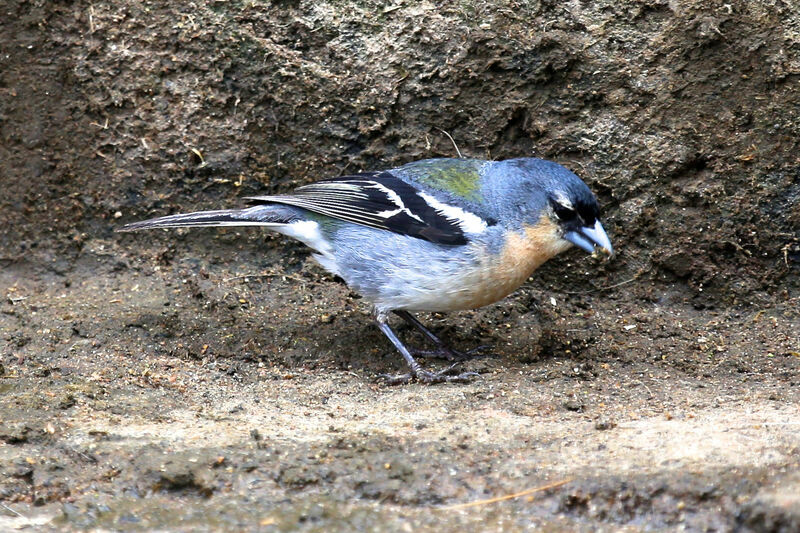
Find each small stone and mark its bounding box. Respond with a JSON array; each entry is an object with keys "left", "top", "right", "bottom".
[
  {"left": 594, "top": 419, "right": 616, "bottom": 430},
  {"left": 0, "top": 423, "right": 31, "bottom": 444}
]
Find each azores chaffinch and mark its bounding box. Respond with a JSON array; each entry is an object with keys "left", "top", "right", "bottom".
[{"left": 121, "top": 158, "right": 613, "bottom": 384}]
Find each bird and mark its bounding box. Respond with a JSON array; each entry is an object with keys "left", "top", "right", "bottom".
[{"left": 119, "top": 157, "right": 613, "bottom": 384}]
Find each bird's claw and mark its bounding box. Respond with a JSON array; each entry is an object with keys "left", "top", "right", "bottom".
[
  {"left": 410, "top": 344, "right": 494, "bottom": 361},
  {"left": 379, "top": 365, "right": 479, "bottom": 385}
]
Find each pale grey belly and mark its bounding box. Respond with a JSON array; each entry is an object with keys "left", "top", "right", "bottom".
[{"left": 311, "top": 224, "right": 520, "bottom": 313}]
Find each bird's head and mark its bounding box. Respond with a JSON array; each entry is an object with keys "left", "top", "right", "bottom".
[
  {"left": 500, "top": 159, "right": 614, "bottom": 258},
  {"left": 545, "top": 176, "right": 613, "bottom": 258}
]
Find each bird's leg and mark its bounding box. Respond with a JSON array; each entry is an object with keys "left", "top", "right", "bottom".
[
  {"left": 392, "top": 310, "right": 491, "bottom": 361},
  {"left": 374, "top": 312, "right": 477, "bottom": 385}
]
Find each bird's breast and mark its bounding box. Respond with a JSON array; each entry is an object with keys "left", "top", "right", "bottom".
[
  {"left": 450, "top": 218, "right": 570, "bottom": 309},
  {"left": 384, "top": 218, "right": 570, "bottom": 313}
]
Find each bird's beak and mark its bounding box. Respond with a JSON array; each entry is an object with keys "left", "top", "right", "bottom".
[{"left": 564, "top": 220, "right": 614, "bottom": 257}]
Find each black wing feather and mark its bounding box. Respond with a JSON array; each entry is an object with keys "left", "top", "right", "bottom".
[{"left": 246, "top": 172, "right": 470, "bottom": 245}]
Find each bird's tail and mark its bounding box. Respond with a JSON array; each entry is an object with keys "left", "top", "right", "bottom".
[{"left": 117, "top": 205, "right": 301, "bottom": 232}]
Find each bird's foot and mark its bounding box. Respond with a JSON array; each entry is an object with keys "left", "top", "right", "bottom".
[
  {"left": 410, "top": 344, "right": 493, "bottom": 361},
  {"left": 380, "top": 364, "right": 478, "bottom": 385}
]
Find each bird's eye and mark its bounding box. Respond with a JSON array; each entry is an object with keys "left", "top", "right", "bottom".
[{"left": 553, "top": 202, "right": 576, "bottom": 222}]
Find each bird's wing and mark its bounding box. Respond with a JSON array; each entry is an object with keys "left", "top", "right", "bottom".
[{"left": 246, "top": 171, "right": 493, "bottom": 245}]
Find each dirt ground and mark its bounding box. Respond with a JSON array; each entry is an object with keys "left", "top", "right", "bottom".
[{"left": 1, "top": 1, "right": 799, "bottom": 531}]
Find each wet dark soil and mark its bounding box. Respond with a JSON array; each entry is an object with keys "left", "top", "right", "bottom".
[{"left": 1, "top": 1, "right": 799, "bottom": 531}]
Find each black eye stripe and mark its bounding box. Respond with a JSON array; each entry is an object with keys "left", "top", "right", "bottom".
[
  {"left": 549, "top": 193, "right": 599, "bottom": 225},
  {"left": 552, "top": 202, "right": 576, "bottom": 221}
]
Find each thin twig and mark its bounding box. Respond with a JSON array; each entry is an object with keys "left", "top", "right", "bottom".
[
  {"left": 564, "top": 276, "right": 636, "bottom": 295},
  {"left": 435, "top": 128, "right": 463, "bottom": 158},
  {"left": 441, "top": 478, "right": 573, "bottom": 510},
  {"left": 223, "top": 273, "right": 307, "bottom": 284},
  {"left": 599, "top": 277, "right": 637, "bottom": 290},
  {"left": 564, "top": 265, "right": 650, "bottom": 295},
  {"left": 223, "top": 273, "right": 281, "bottom": 282},
  {"left": 1, "top": 502, "right": 23, "bottom": 517}
]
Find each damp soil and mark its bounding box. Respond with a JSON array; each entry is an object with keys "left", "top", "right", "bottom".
[{"left": 1, "top": 1, "right": 799, "bottom": 531}]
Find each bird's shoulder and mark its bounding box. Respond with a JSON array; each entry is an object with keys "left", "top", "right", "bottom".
[{"left": 390, "top": 158, "right": 491, "bottom": 203}]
